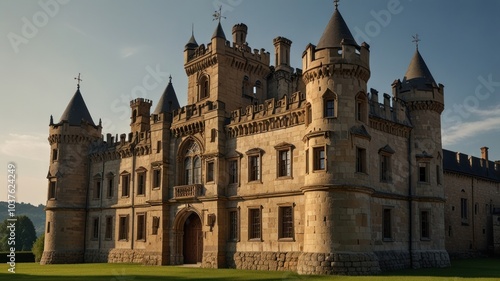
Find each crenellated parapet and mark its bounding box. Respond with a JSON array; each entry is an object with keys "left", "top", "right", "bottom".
[
  {"left": 368, "top": 89, "right": 412, "bottom": 138},
  {"left": 227, "top": 91, "right": 306, "bottom": 138},
  {"left": 88, "top": 130, "right": 152, "bottom": 163}
]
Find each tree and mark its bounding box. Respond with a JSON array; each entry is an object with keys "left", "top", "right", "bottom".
[
  {"left": 32, "top": 233, "right": 44, "bottom": 262},
  {"left": 0, "top": 215, "right": 37, "bottom": 251}
]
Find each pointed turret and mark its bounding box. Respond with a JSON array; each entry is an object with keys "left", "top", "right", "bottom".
[
  {"left": 185, "top": 30, "right": 198, "bottom": 50},
  {"left": 316, "top": 6, "right": 358, "bottom": 49},
  {"left": 59, "top": 86, "right": 95, "bottom": 126},
  {"left": 154, "top": 76, "right": 180, "bottom": 114},
  {"left": 212, "top": 22, "right": 226, "bottom": 40},
  {"left": 402, "top": 49, "right": 436, "bottom": 91}
]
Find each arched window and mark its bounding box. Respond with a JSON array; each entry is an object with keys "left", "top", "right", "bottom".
[
  {"left": 199, "top": 75, "right": 209, "bottom": 100},
  {"left": 322, "top": 89, "right": 337, "bottom": 118},
  {"left": 132, "top": 110, "right": 137, "bottom": 123},
  {"left": 355, "top": 92, "right": 368, "bottom": 123},
  {"left": 182, "top": 141, "right": 202, "bottom": 185}
]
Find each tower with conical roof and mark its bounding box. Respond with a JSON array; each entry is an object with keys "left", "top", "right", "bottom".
[
  {"left": 41, "top": 82, "right": 101, "bottom": 264},
  {"left": 298, "top": 3, "right": 378, "bottom": 274}
]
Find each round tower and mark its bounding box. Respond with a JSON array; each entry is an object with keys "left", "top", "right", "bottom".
[
  {"left": 41, "top": 85, "right": 101, "bottom": 264},
  {"left": 298, "top": 4, "right": 378, "bottom": 274},
  {"left": 232, "top": 23, "right": 247, "bottom": 47}
]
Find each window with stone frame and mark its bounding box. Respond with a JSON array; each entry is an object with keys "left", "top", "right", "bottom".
[
  {"left": 47, "top": 222, "right": 51, "bottom": 233},
  {"left": 248, "top": 208, "right": 262, "bottom": 240},
  {"left": 48, "top": 180, "right": 56, "bottom": 200},
  {"left": 137, "top": 168, "right": 146, "bottom": 196},
  {"left": 199, "top": 75, "right": 210, "bottom": 100},
  {"left": 136, "top": 213, "right": 146, "bottom": 241},
  {"left": 420, "top": 210, "right": 430, "bottom": 240},
  {"left": 355, "top": 92, "right": 368, "bottom": 123},
  {"left": 418, "top": 162, "right": 430, "bottom": 183},
  {"left": 379, "top": 145, "right": 394, "bottom": 182},
  {"left": 105, "top": 216, "right": 113, "bottom": 240},
  {"left": 118, "top": 215, "right": 129, "bottom": 240},
  {"left": 228, "top": 209, "right": 239, "bottom": 242},
  {"left": 356, "top": 147, "right": 367, "bottom": 173},
  {"left": 461, "top": 197, "right": 468, "bottom": 224},
  {"left": 246, "top": 148, "right": 264, "bottom": 183},
  {"left": 278, "top": 205, "right": 294, "bottom": 240},
  {"left": 92, "top": 217, "right": 99, "bottom": 240},
  {"left": 106, "top": 173, "right": 114, "bottom": 198},
  {"left": 152, "top": 168, "right": 161, "bottom": 189},
  {"left": 313, "top": 146, "right": 325, "bottom": 171},
  {"left": 121, "top": 173, "right": 130, "bottom": 197},
  {"left": 93, "top": 176, "right": 102, "bottom": 200},
  {"left": 323, "top": 89, "right": 337, "bottom": 118},
  {"left": 182, "top": 141, "right": 202, "bottom": 185},
  {"left": 382, "top": 207, "right": 393, "bottom": 241},
  {"left": 305, "top": 149, "right": 310, "bottom": 174},
  {"left": 152, "top": 216, "right": 160, "bottom": 235},
  {"left": 228, "top": 159, "right": 239, "bottom": 185},
  {"left": 275, "top": 143, "right": 294, "bottom": 178},
  {"left": 206, "top": 161, "right": 215, "bottom": 182},
  {"left": 52, "top": 148, "right": 58, "bottom": 162}
]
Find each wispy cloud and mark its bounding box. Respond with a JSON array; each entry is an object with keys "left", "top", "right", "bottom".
[
  {"left": 0, "top": 133, "right": 48, "bottom": 162},
  {"left": 443, "top": 108, "right": 500, "bottom": 145},
  {"left": 65, "top": 23, "right": 89, "bottom": 38}
]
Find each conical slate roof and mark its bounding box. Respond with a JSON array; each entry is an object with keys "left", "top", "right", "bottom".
[
  {"left": 185, "top": 32, "right": 198, "bottom": 50},
  {"left": 153, "top": 77, "right": 180, "bottom": 114},
  {"left": 59, "top": 87, "right": 95, "bottom": 126},
  {"left": 212, "top": 22, "right": 226, "bottom": 40},
  {"left": 402, "top": 49, "right": 436, "bottom": 90},
  {"left": 317, "top": 8, "right": 358, "bottom": 49}
]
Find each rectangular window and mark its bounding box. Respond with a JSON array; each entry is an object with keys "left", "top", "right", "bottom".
[
  {"left": 152, "top": 216, "right": 160, "bottom": 235},
  {"left": 325, "top": 99, "right": 335, "bottom": 117},
  {"left": 421, "top": 211, "right": 430, "bottom": 239},
  {"left": 461, "top": 198, "right": 468, "bottom": 223},
  {"left": 419, "top": 163, "right": 429, "bottom": 183},
  {"left": 121, "top": 174, "right": 130, "bottom": 197},
  {"left": 119, "top": 215, "right": 129, "bottom": 240},
  {"left": 47, "top": 222, "right": 50, "bottom": 233},
  {"left": 229, "top": 210, "right": 239, "bottom": 241},
  {"left": 48, "top": 181, "right": 56, "bottom": 199},
  {"left": 107, "top": 177, "right": 114, "bottom": 198},
  {"left": 137, "top": 172, "right": 146, "bottom": 195},
  {"left": 383, "top": 208, "right": 392, "bottom": 240},
  {"left": 52, "top": 148, "right": 58, "bottom": 161},
  {"left": 207, "top": 161, "right": 215, "bottom": 182},
  {"left": 136, "top": 214, "right": 146, "bottom": 241},
  {"left": 278, "top": 150, "right": 291, "bottom": 177},
  {"left": 356, "top": 101, "right": 362, "bottom": 121},
  {"left": 93, "top": 180, "right": 101, "bottom": 199},
  {"left": 229, "top": 160, "right": 238, "bottom": 184},
  {"left": 153, "top": 169, "right": 161, "bottom": 189},
  {"left": 436, "top": 165, "right": 441, "bottom": 185},
  {"left": 248, "top": 208, "right": 261, "bottom": 240},
  {"left": 305, "top": 149, "right": 309, "bottom": 174},
  {"left": 105, "top": 216, "right": 113, "bottom": 240},
  {"left": 279, "top": 206, "right": 293, "bottom": 239},
  {"left": 313, "top": 147, "right": 325, "bottom": 171},
  {"left": 380, "top": 155, "right": 391, "bottom": 182},
  {"left": 156, "top": 140, "right": 161, "bottom": 153},
  {"left": 92, "top": 217, "right": 99, "bottom": 240},
  {"left": 356, "top": 147, "right": 367, "bottom": 173},
  {"left": 249, "top": 155, "right": 260, "bottom": 182}
]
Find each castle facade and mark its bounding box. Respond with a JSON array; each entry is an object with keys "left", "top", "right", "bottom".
[{"left": 41, "top": 5, "right": 500, "bottom": 275}]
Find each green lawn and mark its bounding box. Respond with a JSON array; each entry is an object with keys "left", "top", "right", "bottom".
[{"left": 2, "top": 259, "right": 499, "bottom": 281}]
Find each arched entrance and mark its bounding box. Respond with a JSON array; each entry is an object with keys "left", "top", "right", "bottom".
[{"left": 183, "top": 213, "right": 203, "bottom": 264}]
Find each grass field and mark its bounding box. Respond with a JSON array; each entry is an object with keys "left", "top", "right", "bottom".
[{"left": 2, "top": 258, "right": 499, "bottom": 281}]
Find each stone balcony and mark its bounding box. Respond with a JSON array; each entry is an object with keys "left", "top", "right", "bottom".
[{"left": 173, "top": 184, "right": 203, "bottom": 200}]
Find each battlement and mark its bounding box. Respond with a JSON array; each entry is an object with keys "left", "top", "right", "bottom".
[
  {"left": 130, "top": 98, "right": 153, "bottom": 106},
  {"left": 274, "top": 36, "right": 292, "bottom": 46},
  {"left": 368, "top": 88, "right": 411, "bottom": 127},
  {"left": 172, "top": 100, "right": 225, "bottom": 123}
]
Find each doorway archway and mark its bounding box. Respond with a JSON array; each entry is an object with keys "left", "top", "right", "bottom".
[{"left": 182, "top": 213, "right": 203, "bottom": 264}]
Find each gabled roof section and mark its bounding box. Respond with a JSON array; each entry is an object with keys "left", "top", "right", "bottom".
[
  {"left": 59, "top": 87, "right": 95, "bottom": 126},
  {"left": 212, "top": 22, "right": 226, "bottom": 40},
  {"left": 153, "top": 77, "right": 180, "bottom": 114},
  {"left": 317, "top": 8, "right": 358, "bottom": 50},
  {"left": 402, "top": 49, "right": 436, "bottom": 90}
]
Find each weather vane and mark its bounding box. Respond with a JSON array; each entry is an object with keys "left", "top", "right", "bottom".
[
  {"left": 412, "top": 34, "right": 421, "bottom": 50},
  {"left": 213, "top": 6, "right": 226, "bottom": 23},
  {"left": 74, "top": 73, "right": 82, "bottom": 88},
  {"left": 334, "top": 0, "right": 340, "bottom": 9}
]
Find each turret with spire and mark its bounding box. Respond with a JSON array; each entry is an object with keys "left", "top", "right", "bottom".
[{"left": 41, "top": 74, "right": 102, "bottom": 264}]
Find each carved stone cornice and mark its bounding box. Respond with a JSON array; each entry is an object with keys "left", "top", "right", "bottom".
[
  {"left": 302, "top": 63, "right": 370, "bottom": 84},
  {"left": 406, "top": 100, "right": 444, "bottom": 114}
]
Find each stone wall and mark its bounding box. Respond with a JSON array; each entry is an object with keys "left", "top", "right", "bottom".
[
  {"left": 40, "top": 250, "right": 84, "bottom": 264},
  {"left": 374, "top": 251, "right": 410, "bottom": 271},
  {"left": 411, "top": 250, "right": 450, "bottom": 269},
  {"left": 227, "top": 252, "right": 299, "bottom": 272},
  {"left": 494, "top": 214, "right": 500, "bottom": 256},
  {"left": 297, "top": 252, "right": 380, "bottom": 275}
]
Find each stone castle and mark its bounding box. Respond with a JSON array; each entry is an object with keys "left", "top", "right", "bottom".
[{"left": 41, "top": 4, "right": 500, "bottom": 275}]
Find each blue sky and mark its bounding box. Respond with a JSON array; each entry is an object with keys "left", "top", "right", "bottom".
[{"left": 1, "top": 0, "right": 499, "bottom": 205}]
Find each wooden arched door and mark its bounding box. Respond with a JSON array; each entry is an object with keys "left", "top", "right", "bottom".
[{"left": 183, "top": 213, "right": 203, "bottom": 264}]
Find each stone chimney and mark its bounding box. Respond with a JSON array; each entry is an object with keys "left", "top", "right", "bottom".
[{"left": 481, "top": 147, "right": 489, "bottom": 168}]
